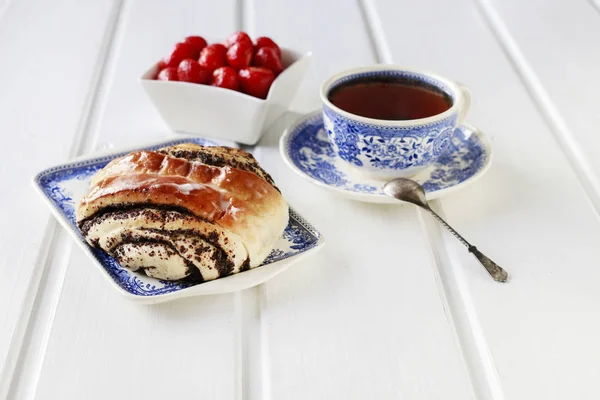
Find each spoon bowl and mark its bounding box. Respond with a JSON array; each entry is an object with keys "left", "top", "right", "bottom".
[{"left": 383, "top": 178, "right": 428, "bottom": 208}]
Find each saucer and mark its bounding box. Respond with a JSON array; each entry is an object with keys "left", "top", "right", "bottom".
[
  {"left": 280, "top": 111, "right": 492, "bottom": 203},
  {"left": 33, "top": 136, "right": 324, "bottom": 304}
]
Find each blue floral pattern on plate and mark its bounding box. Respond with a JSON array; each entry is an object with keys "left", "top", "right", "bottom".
[
  {"left": 34, "top": 137, "right": 322, "bottom": 297},
  {"left": 281, "top": 112, "right": 492, "bottom": 201}
]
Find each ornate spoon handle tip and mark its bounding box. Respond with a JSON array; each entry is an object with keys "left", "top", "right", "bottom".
[
  {"left": 468, "top": 246, "right": 509, "bottom": 283},
  {"left": 427, "top": 208, "right": 509, "bottom": 283}
]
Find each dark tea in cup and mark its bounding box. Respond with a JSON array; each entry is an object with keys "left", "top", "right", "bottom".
[{"left": 328, "top": 76, "right": 452, "bottom": 121}]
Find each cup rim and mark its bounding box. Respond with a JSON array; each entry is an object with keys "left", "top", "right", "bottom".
[{"left": 319, "top": 65, "right": 463, "bottom": 127}]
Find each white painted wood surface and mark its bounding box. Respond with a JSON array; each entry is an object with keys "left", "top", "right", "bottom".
[
  {"left": 0, "top": 0, "right": 120, "bottom": 396},
  {"left": 374, "top": 1, "right": 600, "bottom": 399},
  {"left": 2, "top": 0, "right": 600, "bottom": 398},
  {"left": 485, "top": 0, "right": 600, "bottom": 212},
  {"left": 250, "top": 1, "right": 473, "bottom": 398}
]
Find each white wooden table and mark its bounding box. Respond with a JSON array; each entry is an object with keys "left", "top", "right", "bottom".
[{"left": 2, "top": 0, "right": 600, "bottom": 398}]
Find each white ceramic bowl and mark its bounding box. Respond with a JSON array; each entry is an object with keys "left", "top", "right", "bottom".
[{"left": 139, "top": 49, "right": 312, "bottom": 145}]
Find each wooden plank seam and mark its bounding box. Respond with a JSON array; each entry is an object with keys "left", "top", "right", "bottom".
[
  {"left": 7, "top": 230, "right": 74, "bottom": 400},
  {"left": 474, "top": 0, "right": 600, "bottom": 218},
  {"left": 234, "top": 1, "right": 270, "bottom": 398},
  {"left": 357, "top": 0, "right": 507, "bottom": 398},
  {"left": 419, "top": 203, "right": 506, "bottom": 400},
  {"left": 0, "top": 1, "right": 128, "bottom": 398},
  {"left": 357, "top": 0, "right": 393, "bottom": 65},
  {"left": 0, "top": 219, "right": 55, "bottom": 400}
]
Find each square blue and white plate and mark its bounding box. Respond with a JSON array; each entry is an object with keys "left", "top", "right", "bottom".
[{"left": 33, "top": 137, "right": 325, "bottom": 303}]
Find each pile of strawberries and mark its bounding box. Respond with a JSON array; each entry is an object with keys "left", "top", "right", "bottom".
[{"left": 154, "top": 32, "right": 284, "bottom": 99}]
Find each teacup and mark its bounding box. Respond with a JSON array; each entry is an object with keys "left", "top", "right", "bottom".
[{"left": 320, "top": 65, "right": 471, "bottom": 179}]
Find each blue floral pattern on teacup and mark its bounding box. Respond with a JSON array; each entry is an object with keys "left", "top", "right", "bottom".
[
  {"left": 323, "top": 69, "right": 462, "bottom": 175},
  {"left": 323, "top": 105, "right": 457, "bottom": 173}
]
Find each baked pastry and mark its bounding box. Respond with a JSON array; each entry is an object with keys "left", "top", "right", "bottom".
[{"left": 76, "top": 143, "right": 288, "bottom": 283}]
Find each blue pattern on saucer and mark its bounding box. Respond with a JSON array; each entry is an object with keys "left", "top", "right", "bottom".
[
  {"left": 34, "top": 137, "right": 321, "bottom": 297},
  {"left": 283, "top": 112, "right": 491, "bottom": 198}
]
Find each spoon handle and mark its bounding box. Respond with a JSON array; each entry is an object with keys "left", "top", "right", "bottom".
[
  {"left": 468, "top": 246, "right": 509, "bottom": 283},
  {"left": 426, "top": 208, "right": 470, "bottom": 247},
  {"left": 426, "top": 208, "right": 508, "bottom": 282}
]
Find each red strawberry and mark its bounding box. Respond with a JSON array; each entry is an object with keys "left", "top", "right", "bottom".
[
  {"left": 154, "top": 60, "right": 167, "bottom": 79},
  {"left": 177, "top": 59, "right": 210, "bottom": 84},
  {"left": 163, "top": 42, "right": 196, "bottom": 68},
  {"left": 184, "top": 35, "right": 208, "bottom": 57},
  {"left": 226, "top": 41, "right": 253, "bottom": 70},
  {"left": 224, "top": 31, "right": 253, "bottom": 48},
  {"left": 157, "top": 67, "right": 179, "bottom": 81},
  {"left": 199, "top": 44, "right": 227, "bottom": 72},
  {"left": 255, "top": 36, "right": 281, "bottom": 58},
  {"left": 212, "top": 66, "right": 239, "bottom": 90},
  {"left": 253, "top": 47, "right": 283, "bottom": 75},
  {"left": 238, "top": 67, "right": 275, "bottom": 99}
]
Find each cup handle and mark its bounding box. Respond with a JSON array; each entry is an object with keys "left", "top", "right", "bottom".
[{"left": 456, "top": 83, "right": 471, "bottom": 125}]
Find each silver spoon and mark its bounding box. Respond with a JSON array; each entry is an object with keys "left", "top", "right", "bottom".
[{"left": 383, "top": 178, "right": 508, "bottom": 282}]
